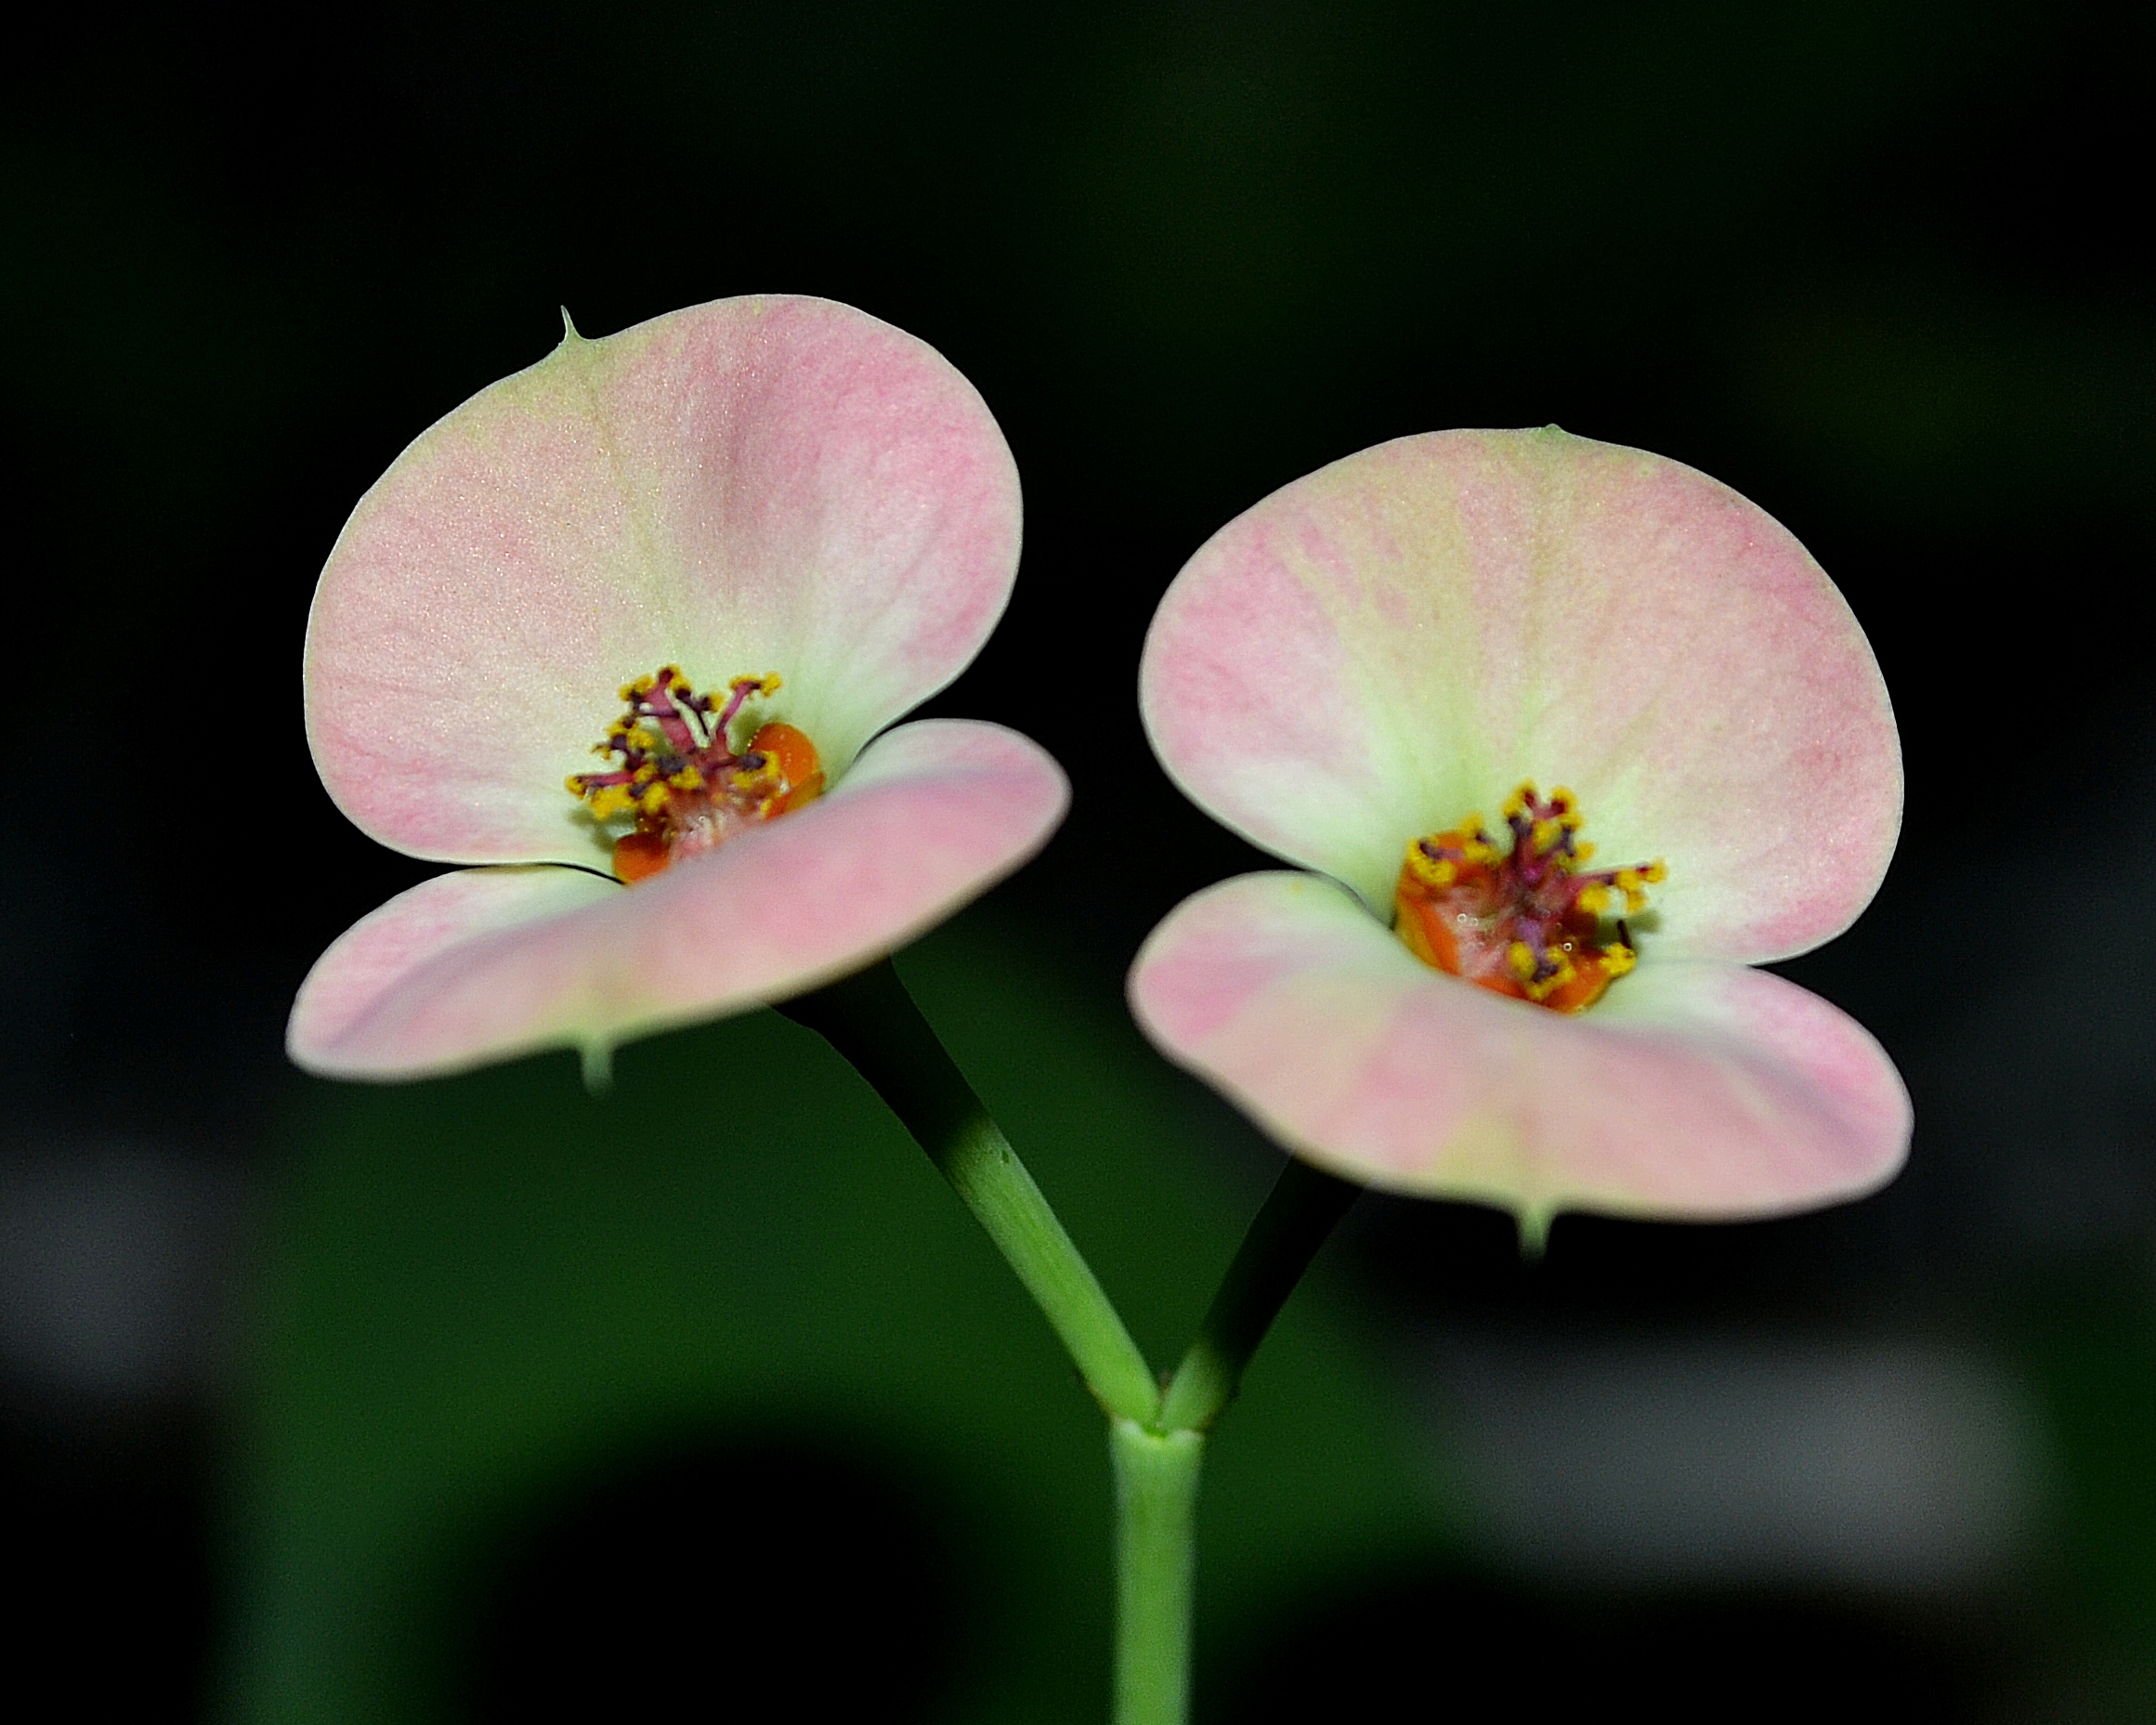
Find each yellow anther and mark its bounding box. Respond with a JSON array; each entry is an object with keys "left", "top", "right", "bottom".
[
  {"left": 1642, "top": 860, "right": 1667, "bottom": 883},
  {"left": 1574, "top": 842, "right": 1595, "bottom": 863},
  {"left": 1521, "top": 948, "right": 1576, "bottom": 1002},
  {"left": 637, "top": 782, "right": 672, "bottom": 816},
  {"left": 1502, "top": 783, "right": 1535, "bottom": 820},
  {"left": 668, "top": 766, "right": 704, "bottom": 792},
  {"left": 1601, "top": 943, "right": 1637, "bottom": 977},
  {"left": 1614, "top": 863, "right": 1664, "bottom": 913},
  {"left": 564, "top": 775, "right": 586, "bottom": 795},
  {"left": 1531, "top": 817, "right": 1563, "bottom": 851},
  {"left": 1550, "top": 786, "right": 1576, "bottom": 811},
  {"left": 1406, "top": 845, "right": 1458, "bottom": 889},
  {"left": 1576, "top": 882, "right": 1615, "bottom": 916},
  {"left": 1506, "top": 941, "right": 1538, "bottom": 981}
]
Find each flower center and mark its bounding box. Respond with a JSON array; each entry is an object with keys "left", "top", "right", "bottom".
[
  {"left": 567, "top": 667, "right": 824, "bottom": 883},
  {"left": 1392, "top": 782, "right": 1665, "bottom": 1013}
]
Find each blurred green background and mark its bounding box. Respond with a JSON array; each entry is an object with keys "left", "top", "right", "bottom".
[{"left": 2, "top": 2, "right": 2152, "bottom": 1718}]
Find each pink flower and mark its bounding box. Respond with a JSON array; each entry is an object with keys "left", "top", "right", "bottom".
[
  {"left": 1130, "top": 428, "right": 1908, "bottom": 1230},
  {"left": 289, "top": 296, "right": 1065, "bottom": 1081}
]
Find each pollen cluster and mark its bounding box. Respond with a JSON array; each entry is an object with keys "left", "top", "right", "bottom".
[
  {"left": 568, "top": 667, "right": 823, "bottom": 883},
  {"left": 1393, "top": 783, "right": 1664, "bottom": 1013}
]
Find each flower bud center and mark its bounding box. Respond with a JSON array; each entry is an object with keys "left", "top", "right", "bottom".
[
  {"left": 567, "top": 667, "right": 824, "bottom": 883},
  {"left": 1392, "top": 782, "right": 1663, "bottom": 1013}
]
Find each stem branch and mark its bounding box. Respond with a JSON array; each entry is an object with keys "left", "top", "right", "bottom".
[
  {"left": 1158, "top": 1156, "right": 1360, "bottom": 1433},
  {"left": 778, "top": 959, "right": 1160, "bottom": 1425}
]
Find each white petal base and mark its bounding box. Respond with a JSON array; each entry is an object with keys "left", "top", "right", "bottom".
[
  {"left": 290, "top": 719, "right": 1067, "bottom": 1079},
  {"left": 1129, "top": 872, "right": 1911, "bottom": 1222}
]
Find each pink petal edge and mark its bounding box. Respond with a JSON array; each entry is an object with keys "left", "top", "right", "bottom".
[
  {"left": 307, "top": 294, "right": 1023, "bottom": 868},
  {"left": 1139, "top": 428, "right": 1901, "bottom": 965},
  {"left": 289, "top": 718, "right": 1067, "bottom": 1080},
  {"left": 1129, "top": 871, "right": 1910, "bottom": 1222}
]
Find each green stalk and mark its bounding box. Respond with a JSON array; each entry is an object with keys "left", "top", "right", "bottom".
[
  {"left": 1110, "top": 1419, "right": 1205, "bottom": 1725},
  {"left": 777, "top": 959, "right": 1160, "bottom": 1425},
  {"left": 1107, "top": 1157, "right": 1355, "bottom": 1724},
  {"left": 786, "top": 961, "right": 1360, "bottom": 1725},
  {"left": 1158, "top": 1156, "right": 1361, "bottom": 1432}
]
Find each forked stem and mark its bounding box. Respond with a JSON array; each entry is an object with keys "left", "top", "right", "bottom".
[{"left": 784, "top": 960, "right": 1360, "bottom": 1725}]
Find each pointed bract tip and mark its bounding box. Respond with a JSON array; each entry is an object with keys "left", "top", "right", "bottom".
[
  {"left": 559, "top": 306, "right": 582, "bottom": 345},
  {"left": 580, "top": 1039, "right": 613, "bottom": 1094},
  {"left": 1514, "top": 1204, "right": 1553, "bottom": 1262}
]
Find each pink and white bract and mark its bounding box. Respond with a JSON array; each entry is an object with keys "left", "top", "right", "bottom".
[
  {"left": 290, "top": 295, "right": 1065, "bottom": 1081},
  {"left": 1130, "top": 428, "right": 1909, "bottom": 1229}
]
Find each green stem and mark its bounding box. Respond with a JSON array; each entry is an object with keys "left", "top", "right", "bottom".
[
  {"left": 1110, "top": 1158, "right": 1356, "bottom": 1725},
  {"left": 1158, "top": 1156, "right": 1361, "bottom": 1432},
  {"left": 1111, "top": 1418, "right": 1204, "bottom": 1725},
  {"left": 777, "top": 960, "right": 1161, "bottom": 1425},
  {"left": 786, "top": 962, "right": 1360, "bottom": 1725}
]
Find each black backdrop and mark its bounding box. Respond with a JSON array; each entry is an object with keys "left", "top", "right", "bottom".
[{"left": 4, "top": 4, "right": 2151, "bottom": 1718}]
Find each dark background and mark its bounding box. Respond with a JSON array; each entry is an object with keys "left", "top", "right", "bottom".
[{"left": 3, "top": 3, "right": 2152, "bottom": 1719}]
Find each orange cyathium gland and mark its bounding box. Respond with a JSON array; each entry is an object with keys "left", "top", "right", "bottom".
[
  {"left": 1392, "top": 782, "right": 1664, "bottom": 1013},
  {"left": 567, "top": 666, "right": 825, "bottom": 884}
]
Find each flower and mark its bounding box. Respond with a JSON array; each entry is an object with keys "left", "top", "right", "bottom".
[
  {"left": 1129, "top": 427, "right": 1908, "bottom": 1231},
  {"left": 289, "top": 295, "right": 1066, "bottom": 1081}
]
